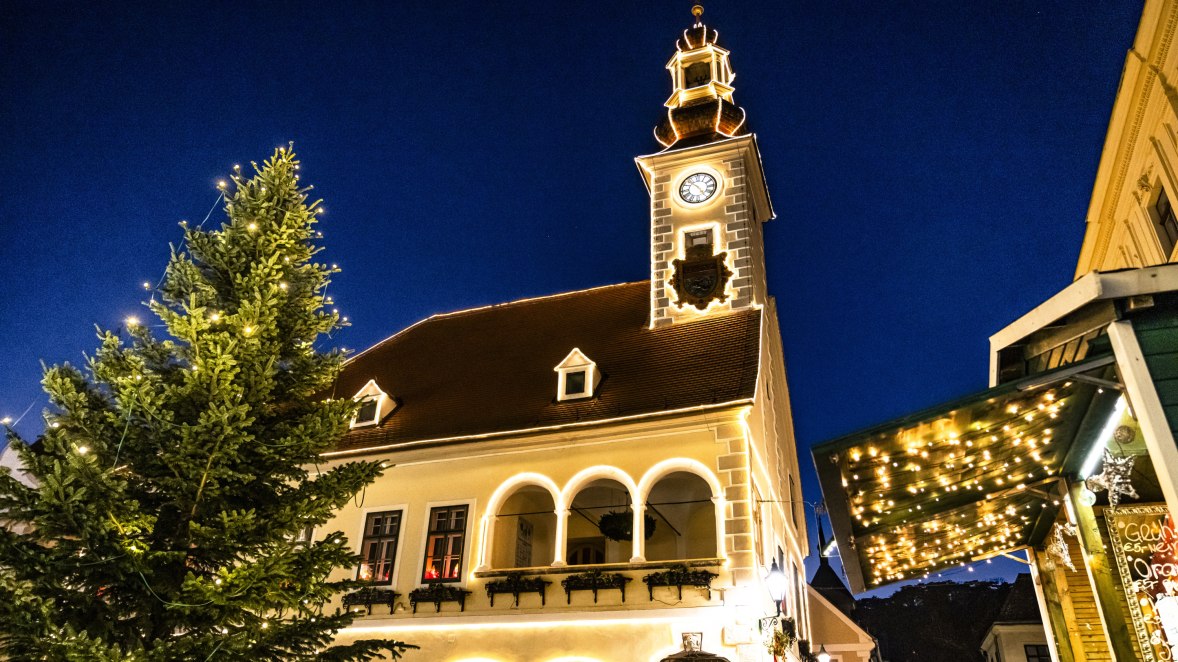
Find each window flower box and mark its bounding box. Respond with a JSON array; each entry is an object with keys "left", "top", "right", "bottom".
[
  {"left": 408, "top": 584, "right": 472, "bottom": 613},
  {"left": 642, "top": 564, "right": 718, "bottom": 600},
  {"left": 485, "top": 572, "right": 551, "bottom": 607},
  {"left": 560, "top": 570, "right": 631, "bottom": 604},
  {"left": 341, "top": 587, "right": 401, "bottom": 615}
]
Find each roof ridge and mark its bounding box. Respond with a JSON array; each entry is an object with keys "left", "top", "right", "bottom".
[
  {"left": 431, "top": 280, "right": 648, "bottom": 320},
  {"left": 347, "top": 280, "right": 649, "bottom": 364}
]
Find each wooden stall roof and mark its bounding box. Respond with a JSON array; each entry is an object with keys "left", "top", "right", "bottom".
[{"left": 813, "top": 355, "right": 1121, "bottom": 593}]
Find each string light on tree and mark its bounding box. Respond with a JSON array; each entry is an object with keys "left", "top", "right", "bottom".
[{"left": 0, "top": 145, "right": 414, "bottom": 661}]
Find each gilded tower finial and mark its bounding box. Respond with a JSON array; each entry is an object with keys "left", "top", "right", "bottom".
[{"left": 691, "top": 3, "right": 704, "bottom": 25}]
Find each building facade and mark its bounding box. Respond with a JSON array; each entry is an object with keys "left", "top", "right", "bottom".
[
  {"left": 980, "top": 576, "right": 1050, "bottom": 662},
  {"left": 815, "top": 1, "right": 1178, "bottom": 662},
  {"left": 313, "top": 10, "right": 869, "bottom": 662}
]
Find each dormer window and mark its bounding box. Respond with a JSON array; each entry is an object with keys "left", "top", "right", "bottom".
[
  {"left": 554, "top": 348, "right": 601, "bottom": 402},
  {"left": 349, "top": 379, "right": 396, "bottom": 428},
  {"left": 356, "top": 397, "right": 379, "bottom": 424},
  {"left": 565, "top": 370, "right": 588, "bottom": 396}
]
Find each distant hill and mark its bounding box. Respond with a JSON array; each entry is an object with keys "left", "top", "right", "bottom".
[{"left": 852, "top": 579, "right": 1013, "bottom": 662}]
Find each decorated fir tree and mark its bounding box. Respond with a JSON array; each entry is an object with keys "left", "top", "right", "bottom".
[{"left": 0, "top": 147, "right": 414, "bottom": 660}]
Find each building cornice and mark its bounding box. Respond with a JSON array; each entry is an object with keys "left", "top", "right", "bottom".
[
  {"left": 1078, "top": 0, "right": 1178, "bottom": 276},
  {"left": 321, "top": 398, "right": 752, "bottom": 459}
]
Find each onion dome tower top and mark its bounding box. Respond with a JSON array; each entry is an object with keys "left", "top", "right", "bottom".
[{"left": 654, "top": 4, "right": 749, "bottom": 149}]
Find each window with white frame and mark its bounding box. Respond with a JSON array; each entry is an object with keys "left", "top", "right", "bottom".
[
  {"left": 422, "top": 505, "right": 468, "bottom": 583},
  {"left": 358, "top": 510, "right": 402, "bottom": 584},
  {"left": 554, "top": 348, "right": 601, "bottom": 401},
  {"left": 293, "top": 524, "right": 315, "bottom": 546},
  {"left": 349, "top": 379, "right": 396, "bottom": 428},
  {"left": 1154, "top": 187, "right": 1178, "bottom": 258}
]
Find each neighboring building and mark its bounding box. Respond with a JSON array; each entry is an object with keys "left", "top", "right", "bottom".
[
  {"left": 814, "top": 1, "right": 1178, "bottom": 662},
  {"left": 980, "top": 575, "right": 1050, "bottom": 662},
  {"left": 808, "top": 585, "right": 878, "bottom": 662},
  {"left": 1076, "top": 0, "right": 1178, "bottom": 275},
  {"left": 809, "top": 523, "right": 855, "bottom": 617},
  {"left": 807, "top": 521, "right": 878, "bottom": 662},
  {"left": 315, "top": 8, "right": 873, "bottom": 662}
]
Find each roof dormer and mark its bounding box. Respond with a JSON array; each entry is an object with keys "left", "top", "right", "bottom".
[
  {"left": 350, "top": 379, "right": 397, "bottom": 428},
  {"left": 554, "top": 348, "right": 601, "bottom": 402}
]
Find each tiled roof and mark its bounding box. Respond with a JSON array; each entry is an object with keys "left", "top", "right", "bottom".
[
  {"left": 995, "top": 574, "right": 1041, "bottom": 623},
  {"left": 329, "top": 281, "right": 761, "bottom": 454}
]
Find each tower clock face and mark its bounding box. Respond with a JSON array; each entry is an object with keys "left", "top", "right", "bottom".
[{"left": 679, "top": 173, "right": 718, "bottom": 204}]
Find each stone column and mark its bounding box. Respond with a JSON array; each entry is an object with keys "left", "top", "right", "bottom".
[
  {"left": 631, "top": 504, "right": 647, "bottom": 563},
  {"left": 552, "top": 508, "right": 569, "bottom": 566}
]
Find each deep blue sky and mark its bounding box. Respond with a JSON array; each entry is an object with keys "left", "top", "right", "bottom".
[{"left": 0, "top": 1, "right": 1144, "bottom": 593}]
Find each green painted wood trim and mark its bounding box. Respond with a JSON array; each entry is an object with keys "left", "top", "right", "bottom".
[{"left": 1068, "top": 483, "right": 1138, "bottom": 662}]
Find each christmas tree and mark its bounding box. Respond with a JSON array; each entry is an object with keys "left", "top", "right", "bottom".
[{"left": 0, "top": 147, "right": 415, "bottom": 660}]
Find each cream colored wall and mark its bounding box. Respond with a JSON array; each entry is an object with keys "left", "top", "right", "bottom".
[
  {"left": 1076, "top": 0, "right": 1178, "bottom": 276},
  {"left": 320, "top": 410, "right": 737, "bottom": 588},
  {"left": 744, "top": 298, "right": 811, "bottom": 638},
  {"left": 318, "top": 407, "right": 808, "bottom": 660},
  {"left": 981, "top": 623, "right": 1049, "bottom": 662},
  {"left": 322, "top": 415, "right": 728, "bottom": 589},
  {"left": 334, "top": 610, "right": 737, "bottom": 662}
]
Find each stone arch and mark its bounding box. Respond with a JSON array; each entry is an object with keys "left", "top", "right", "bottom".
[
  {"left": 477, "top": 473, "right": 561, "bottom": 571},
  {"left": 559, "top": 466, "right": 639, "bottom": 509},
  {"left": 637, "top": 459, "right": 726, "bottom": 562},
  {"left": 637, "top": 458, "right": 723, "bottom": 503},
  {"left": 559, "top": 466, "right": 641, "bottom": 565}
]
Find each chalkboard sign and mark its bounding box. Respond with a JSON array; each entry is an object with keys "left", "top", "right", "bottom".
[{"left": 1107, "top": 504, "right": 1178, "bottom": 661}]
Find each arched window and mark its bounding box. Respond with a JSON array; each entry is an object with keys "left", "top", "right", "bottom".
[
  {"left": 565, "top": 478, "right": 635, "bottom": 565},
  {"left": 643, "top": 471, "right": 718, "bottom": 561},
  {"left": 491, "top": 484, "right": 557, "bottom": 569}
]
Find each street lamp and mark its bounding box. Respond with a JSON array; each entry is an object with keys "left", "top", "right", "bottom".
[{"left": 764, "top": 559, "right": 788, "bottom": 615}]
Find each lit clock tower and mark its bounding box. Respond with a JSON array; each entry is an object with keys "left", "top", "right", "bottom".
[{"left": 636, "top": 4, "right": 774, "bottom": 328}]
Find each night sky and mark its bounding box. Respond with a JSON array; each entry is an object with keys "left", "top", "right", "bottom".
[{"left": 0, "top": 1, "right": 1145, "bottom": 594}]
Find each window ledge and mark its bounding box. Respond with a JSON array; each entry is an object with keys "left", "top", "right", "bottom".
[{"left": 473, "top": 558, "right": 723, "bottom": 579}]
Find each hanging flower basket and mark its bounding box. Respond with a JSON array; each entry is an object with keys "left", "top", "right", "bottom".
[
  {"left": 598, "top": 510, "right": 656, "bottom": 542},
  {"left": 764, "top": 617, "right": 796, "bottom": 657}
]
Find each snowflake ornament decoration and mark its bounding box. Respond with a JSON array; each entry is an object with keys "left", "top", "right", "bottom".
[
  {"left": 1084, "top": 450, "right": 1138, "bottom": 507},
  {"left": 1046, "top": 522, "right": 1078, "bottom": 572}
]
